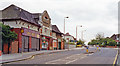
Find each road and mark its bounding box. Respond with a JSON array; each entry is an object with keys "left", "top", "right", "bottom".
[{"left": 3, "top": 47, "right": 117, "bottom": 65}]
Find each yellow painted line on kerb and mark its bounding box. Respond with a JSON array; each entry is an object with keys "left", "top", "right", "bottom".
[{"left": 113, "top": 50, "right": 118, "bottom": 66}]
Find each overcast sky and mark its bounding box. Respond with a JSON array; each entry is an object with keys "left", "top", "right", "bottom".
[{"left": 0, "top": 0, "right": 119, "bottom": 43}]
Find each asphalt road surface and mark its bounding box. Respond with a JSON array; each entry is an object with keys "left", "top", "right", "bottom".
[{"left": 5, "top": 47, "right": 117, "bottom": 64}]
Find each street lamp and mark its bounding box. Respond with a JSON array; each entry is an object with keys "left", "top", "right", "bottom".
[
  {"left": 76, "top": 25, "right": 82, "bottom": 40},
  {"left": 64, "top": 17, "right": 69, "bottom": 34},
  {"left": 63, "top": 16, "right": 69, "bottom": 50}
]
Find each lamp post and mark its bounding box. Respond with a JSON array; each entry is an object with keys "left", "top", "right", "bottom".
[
  {"left": 76, "top": 25, "right": 82, "bottom": 40},
  {"left": 64, "top": 17, "right": 69, "bottom": 34},
  {"left": 64, "top": 16, "right": 69, "bottom": 50}
]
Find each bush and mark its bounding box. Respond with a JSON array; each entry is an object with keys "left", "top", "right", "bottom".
[
  {"left": 88, "top": 37, "right": 117, "bottom": 46},
  {"left": 68, "top": 42, "right": 75, "bottom": 45}
]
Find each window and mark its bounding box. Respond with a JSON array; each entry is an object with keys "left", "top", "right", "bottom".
[
  {"left": 22, "top": 23, "right": 25, "bottom": 25},
  {"left": 45, "top": 28, "right": 47, "bottom": 33},
  {"left": 45, "top": 16, "right": 48, "bottom": 19},
  {"left": 44, "top": 16, "right": 49, "bottom": 20}
]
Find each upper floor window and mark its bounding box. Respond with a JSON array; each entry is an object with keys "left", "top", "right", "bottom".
[
  {"left": 45, "top": 28, "right": 47, "bottom": 33},
  {"left": 44, "top": 16, "right": 49, "bottom": 20}
]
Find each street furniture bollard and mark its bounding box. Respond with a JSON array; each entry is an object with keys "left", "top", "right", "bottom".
[
  {"left": 86, "top": 46, "right": 88, "bottom": 53},
  {"left": 97, "top": 47, "right": 99, "bottom": 50}
]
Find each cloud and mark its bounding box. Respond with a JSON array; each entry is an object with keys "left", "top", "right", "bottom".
[{"left": 0, "top": 0, "right": 119, "bottom": 43}]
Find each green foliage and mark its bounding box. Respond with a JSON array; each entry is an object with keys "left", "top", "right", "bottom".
[
  {"left": 0, "top": 23, "right": 17, "bottom": 44},
  {"left": 77, "top": 39, "right": 85, "bottom": 45},
  {"left": 88, "top": 38, "right": 117, "bottom": 46},
  {"left": 68, "top": 42, "right": 75, "bottom": 45}
]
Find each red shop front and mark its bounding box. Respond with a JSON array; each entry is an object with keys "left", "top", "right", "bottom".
[
  {"left": 11, "top": 27, "right": 41, "bottom": 53},
  {"left": 41, "top": 35, "right": 53, "bottom": 50}
]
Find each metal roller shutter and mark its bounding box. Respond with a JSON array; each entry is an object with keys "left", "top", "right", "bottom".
[
  {"left": 31, "top": 37, "right": 40, "bottom": 51},
  {"left": 22, "top": 36, "right": 29, "bottom": 52}
]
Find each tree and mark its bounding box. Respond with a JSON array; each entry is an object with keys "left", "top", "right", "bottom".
[
  {"left": 88, "top": 33, "right": 117, "bottom": 46},
  {"left": 95, "top": 33, "right": 104, "bottom": 40},
  {"left": 88, "top": 37, "right": 117, "bottom": 46},
  {"left": 0, "top": 23, "right": 17, "bottom": 54}
]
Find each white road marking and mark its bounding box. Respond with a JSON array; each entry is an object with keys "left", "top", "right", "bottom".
[
  {"left": 45, "top": 59, "right": 62, "bottom": 64},
  {"left": 81, "top": 56, "right": 85, "bottom": 59},
  {"left": 65, "top": 59, "right": 78, "bottom": 64},
  {"left": 88, "top": 53, "right": 94, "bottom": 56},
  {"left": 45, "top": 54, "right": 87, "bottom": 64}
]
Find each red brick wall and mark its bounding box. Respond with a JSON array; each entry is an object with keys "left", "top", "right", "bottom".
[
  {"left": 57, "top": 40, "right": 58, "bottom": 50},
  {"left": 11, "top": 28, "right": 22, "bottom": 52},
  {"left": 106, "top": 46, "right": 117, "bottom": 48},
  {"left": 11, "top": 41, "right": 18, "bottom": 53},
  {"left": 29, "top": 36, "right": 31, "bottom": 49},
  {"left": 18, "top": 33, "right": 22, "bottom": 49},
  {"left": 53, "top": 42, "right": 57, "bottom": 47},
  {"left": 11, "top": 28, "right": 21, "bottom": 41},
  {"left": 3, "top": 43, "right": 8, "bottom": 54},
  {"left": 61, "top": 41, "right": 64, "bottom": 50},
  {"left": 3, "top": 43, "right": 12, "bottom": 54},
  {"left": 40, "top": 38, "right": 42, "bottom": 50}
]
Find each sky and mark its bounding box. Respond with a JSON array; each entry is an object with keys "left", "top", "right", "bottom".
[{"left": 0, "top": 0, "right": 119, "bottom": 44}]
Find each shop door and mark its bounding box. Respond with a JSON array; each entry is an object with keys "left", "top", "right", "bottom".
[
  {"left": 22, "top": 36, "right": 29, "bottom": 52},
  {"left": 58, "top": 42, "right": 61, "bottom": 50},
  {"left": 31, "top": 37, "right": 40, "bottom": 51}
]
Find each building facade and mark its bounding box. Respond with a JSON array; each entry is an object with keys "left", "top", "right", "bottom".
[
  {"left": 111, "top": 34, "right": 120, "bottom": 43},
  {"left": 64, "top": 33, "right": 75, "bottom": 42},
  {"left": 0, "top": 4, "right": 64, "bottom": 54},
  {"left": 52, "top": 25, "right": 64, "bottom": 50}
]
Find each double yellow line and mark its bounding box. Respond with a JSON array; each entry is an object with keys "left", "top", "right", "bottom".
[{"left": 113, "top": 50, "right": 119, "bottom": 66}]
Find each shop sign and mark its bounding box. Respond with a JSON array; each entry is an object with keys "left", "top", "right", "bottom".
[{"left": 22, "top": 28, "right": 40, "bottom": 38}]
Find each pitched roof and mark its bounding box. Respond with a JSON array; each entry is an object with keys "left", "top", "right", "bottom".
[
  {"left": 64, "top": 33, "right": 72, "bottom": 36},
  {"left": 2, "top": 4, "right": 41, "bottom": 27},
  {"left": 64, "top": 33, "right": 76, "bottom": 40},
  {"left": 52, "top": 25, "right": 62, "bottom": 34}
]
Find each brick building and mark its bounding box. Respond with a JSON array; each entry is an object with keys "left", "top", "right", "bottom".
[
  {"left": 64, "top": 33, "right": 76, "bottom": 42},
  {"left": 111, "top": 34, "right": 120, "bottom": 43},
  {"left": 52, "top": 25, "right": 64, "bottom": 50},
  {"left": 0, "top": 4, "right": 63, "bottom": 54}
]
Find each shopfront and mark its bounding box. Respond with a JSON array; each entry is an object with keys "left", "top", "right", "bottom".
[
  {"left": 58, "top": 39, "right": 62, "bottom": 50},
  {"left": 21, "top": 27, "right": 40, "bottom": 52},
  {"left": 41, "top": 36, "right": 53, "bottom": 50},
  {"left": 31, "top": 37, "right": 40, "bottom": 51},
  {"left": 22, "top": 36, "right": 29, "bottom": 52},
  {"left": 53, "top": 40, "right": 57, "bottom": 50}
]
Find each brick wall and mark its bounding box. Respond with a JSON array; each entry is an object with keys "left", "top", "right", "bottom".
[
  {"left": 11, "top": 41, "right": 18, "bottom": 53},
  {"left": 29, "top": 36, "right": 32, "bottom": 51},
  {"left": 61, "top": 41, "right": 64, "bottom": 50},
  {"left": 3, "top": 43, "right": 8, "bottom": 54}
]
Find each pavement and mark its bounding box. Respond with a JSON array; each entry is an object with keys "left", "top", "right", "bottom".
[{"left": 0, "top": 47, "right": 85, "bottom": 64}]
